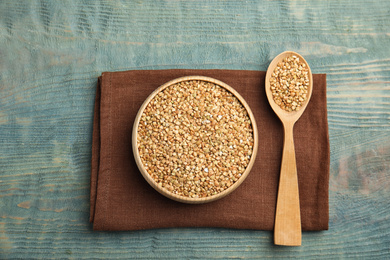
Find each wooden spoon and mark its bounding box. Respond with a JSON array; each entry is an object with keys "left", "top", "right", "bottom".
[{"left": 265, "top": 51, "right": 313, "bottom": 246}]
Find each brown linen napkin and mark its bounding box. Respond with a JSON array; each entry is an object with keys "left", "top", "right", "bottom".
[{"left": 90, "top": 69, "right": 329, "bottom": 231}]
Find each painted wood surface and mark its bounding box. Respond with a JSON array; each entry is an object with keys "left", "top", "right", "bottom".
[{"left": 1, "top": 0, "right": 389, "bottom": 259}]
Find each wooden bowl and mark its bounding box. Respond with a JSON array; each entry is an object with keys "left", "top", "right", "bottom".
[{"left": 132, "top": 76, "right": 258, "bottom": 204}]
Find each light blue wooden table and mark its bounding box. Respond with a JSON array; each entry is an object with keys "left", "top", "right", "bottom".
[{"left": 1, "top": 1, "right": 389, "bottom": 259}]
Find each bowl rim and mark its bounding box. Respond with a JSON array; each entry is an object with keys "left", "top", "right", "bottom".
[{"left": 132, "top": 76, "right": 258, "bottom": 204}]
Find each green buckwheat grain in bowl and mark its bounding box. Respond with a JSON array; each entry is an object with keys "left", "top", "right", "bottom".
[{"left": 132, "top": 76, "right": 258, "bottom": 204}]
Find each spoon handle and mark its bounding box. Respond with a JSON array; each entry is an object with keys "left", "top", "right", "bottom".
[{"left": 274, "top": 122, "right": 302, "bottom": 246}]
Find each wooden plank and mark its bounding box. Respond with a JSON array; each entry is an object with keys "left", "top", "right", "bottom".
[{"left": 1, "top": 0, "right": 389, "bottom": 258}]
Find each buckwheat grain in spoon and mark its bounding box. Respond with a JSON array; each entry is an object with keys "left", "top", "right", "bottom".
[{"left": 265, "top": 51, "right": 313, "bottom": 246}]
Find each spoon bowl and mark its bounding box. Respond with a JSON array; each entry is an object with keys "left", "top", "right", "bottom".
[
  {"left": 265, "top": 51, "right": 313, "bottom": 122},
  {"left": 265, "top": 51, "right": 313, "bottom": 246}
]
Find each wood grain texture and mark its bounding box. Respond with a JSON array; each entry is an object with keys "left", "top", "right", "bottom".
[
  {"left": 274, "top": 121, "right": 302, "bottom": 246},
  {"left": 0, "top": 0, "right": 389, "bottom": 259}
]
